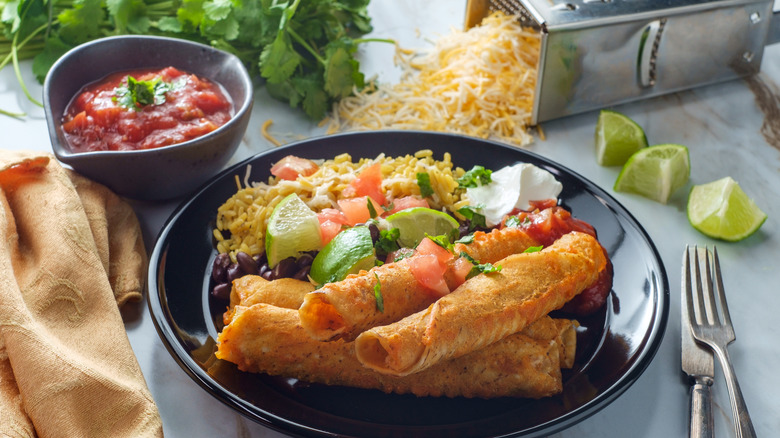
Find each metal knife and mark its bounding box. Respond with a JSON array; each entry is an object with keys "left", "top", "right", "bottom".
[{"left": 681, "top": 248, "right": 715, "bottom": 438}]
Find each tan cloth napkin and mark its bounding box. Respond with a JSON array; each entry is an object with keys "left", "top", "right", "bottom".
[{"left": 0, "top": 150, "right": 163, "bottom": 437}]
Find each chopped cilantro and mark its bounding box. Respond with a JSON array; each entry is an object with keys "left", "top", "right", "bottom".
[
  {"left": 424, "top": 233, "right": 456, "bottom": 252},
  {"left": 459, "top": 251, "right": 502, "bottom": 279},
  {"left": 392, "top": 247, "right": 416, "bottom": 262},
  {"left": 114, "top": 76, "right": 172, "bottom": 111},
  {"left": 375, "top": 228, "right": 400, "bottom": 256},
  {"left": 455, "top": 234, "right": 474, "bottom": 244},
  {"left": 366, "top": 198, "right": 378, "bottom": 219},
  {"left": 458, "top": 205, "right": 487, "bottom": 230},
  {"left": 373, "top": 273, "right": 384, "bottom": 312},
  {"left": 505, "top": 215, "right": 522, "bottom": 228},
  {"left": 523, "top": 245, "right": 543, "bottom": 253},
  {"left": 457, "top": 166, "right": 492, "bottom": 188},
  {"left": 416, "top": 172, "right": 434, "bottom": 197}
]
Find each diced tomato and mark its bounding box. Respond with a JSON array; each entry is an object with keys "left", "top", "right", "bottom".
[
  {"left": 337, "top": 196, "right": 384, "bottom": 226},
  {"left": 348, "top": 163, "right": 387, "bottom": 206},
  {"left": 408, "top": 254, "right": 450, "bottom": 297},
  {"left": 505, "top": 205, "right": 596, "bottom": 246},
  {"left": 317, "top": 208, "right": 349, "bottom": 245},
  {"left": 415, "top": 237, "right": 454, "bottom": 264},
  {"left": 270, "top": 155, "right": 319, "bottom": 181},
  {"left": 449, "top": 256, "right": 473, "bottom": 288},
  {"left": 386, "top": 196, "right": 429, "bottom": 215}
]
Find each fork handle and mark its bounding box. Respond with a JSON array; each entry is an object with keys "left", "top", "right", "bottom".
[
  {"left": 690, "top": 377, "right": 714, "bottom": 438},
  {"left": 714, "top": 346, "right": 757, "bottom": 438}
]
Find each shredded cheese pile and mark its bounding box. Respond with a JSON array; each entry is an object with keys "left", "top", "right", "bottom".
[{"left": 326, "top": 11, "right": 541, "bottom": 147}]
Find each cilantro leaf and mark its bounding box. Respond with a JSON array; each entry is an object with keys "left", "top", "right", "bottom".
[
  {"left": 455, "top": 234, "right": 474, "bottom": 244},
  {"left": 114, "top": 76, "right": 171, "bottom": 110},
  {"left": 457, "top": 204, "right": 487, "bottom": 230},
  {"left": 523, "top": 245, "right": 543, "bottom": 253},
  {"left": 457, "top": 165, "right": 492, "bottom": 188},
  {"left": 373, "top": 273, "right": 384, "bottom": 312},
  {"left": 459, "top": 251, "right": 502, "bottom": 279},
  {"left": 416, "top": 172, "right": 434, "bottom": 197},
  {"left": 505, "top": 215, "right": 522, "bottom": 228},
  {"left": 375, "top": 228, "right": 400, "bottom": 257}
]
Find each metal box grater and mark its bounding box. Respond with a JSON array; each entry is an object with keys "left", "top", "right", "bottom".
[{"left": 466, "top": 0, "right": 780, "bottom": 124}]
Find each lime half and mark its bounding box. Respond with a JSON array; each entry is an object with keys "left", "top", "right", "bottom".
[
  {"left": 687, "top": 177, "right": 767, "bottom": 241},
  {"left": 614, "top": 143, "right": 690, "bottom": 204},
  {"left": 595, "top": 110, "right": 649, "bottom": 166},
  {"left": 310, "top": 226, "right": 376, "bottom": 285},
  {"left": 265, "top": 193, "right": 322, "bottom": 267},
  {"left": 385, "top": 207, "right": 460, "bottom": 248}
]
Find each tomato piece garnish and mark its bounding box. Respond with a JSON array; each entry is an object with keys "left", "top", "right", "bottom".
[
  {"left": 271, "top": 155, "right": 319, "bottom": 181},
  {"left": 415, "top": 237, "right": 454, "bottom": 264},
  {"left": 348, "top": 163, "right": 387, "bottom": 206},
  {"left": 337, "top": 196, "right": 384, "bottom": 226},
  {"left": 408, "top": 254, "right": 450, "bottom": 297},
  {"left": 385, "top": 196, "right": 429, "bottom": 215},
  {"left": 317, "top": 208, "right": 349, "bottom": 245}
]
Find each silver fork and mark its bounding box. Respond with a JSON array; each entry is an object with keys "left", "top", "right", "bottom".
[{"left": 684, "top": 245, "right": 757, "bottom": 438}]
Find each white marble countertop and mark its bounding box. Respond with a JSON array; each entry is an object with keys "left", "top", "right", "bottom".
[{"left": 2, "top": 1, "right": 779, "bottom": 437}]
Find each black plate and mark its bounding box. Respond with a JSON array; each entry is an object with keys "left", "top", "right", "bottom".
[{"left": 148, "top": 131, "right": 669, "bottom": 438}]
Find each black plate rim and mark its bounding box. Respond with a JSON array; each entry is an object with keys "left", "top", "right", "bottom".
[{"left": 147, "top": 130, "right": 669, "bottom": 438}]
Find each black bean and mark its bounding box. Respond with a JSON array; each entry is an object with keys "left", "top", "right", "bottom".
[
  {"left": 211, "top": 283, "right": 231, "bottom": 300},
  {"left": 226, "top": 263, "right": 243, "bottom": 282},
  {"left": 236, "top": 251, "right": 258, "bottom": 275},
  {"left": 368, "top": 222, "right": 380, "bottom": 243},
  {"left": 293, "top": 265, "right": 311, "bottom": 280},
  {"left": 272, "top": 257, "right": 297, "bottom": 279},
  {"left": 261, "top": 270, "right": 274, "bottom": 280},
  {"left": 258, "top": 263, "right": 270, "bottom": 277},
  {"left": 296, "top": 253, "right": 314, "bottom": 268}
]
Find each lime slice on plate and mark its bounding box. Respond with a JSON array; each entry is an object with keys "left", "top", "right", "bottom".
[
  {"left": 265, "top": 193, "right": 322, "bottom": 267},
  {"left": 386, "top": 207, "right": 460, "bottom": 248},
  {"left": 310, "top": 225, "right": 376, "bottom": 285},
  {"left": 614, "top": 143, "right": 690, "bottom": 204},
  {"left": 687, "top": 177, "right": 767, "bottom": 241},
  {"left": 595, "top": 110, "right": 649, "bottom": 166}
]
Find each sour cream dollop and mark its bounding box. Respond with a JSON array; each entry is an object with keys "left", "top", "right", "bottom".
[{"left": 465, "top": 163, "right": 563, "bottom": 227}]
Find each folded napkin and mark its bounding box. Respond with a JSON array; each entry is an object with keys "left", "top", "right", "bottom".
[{"left": 0, "top": 150, "right": 163, "bottom": 437}]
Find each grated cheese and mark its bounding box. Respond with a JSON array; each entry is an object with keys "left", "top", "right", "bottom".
[{"left": 326, "top": 11, "right": 541, "bottom": 147}]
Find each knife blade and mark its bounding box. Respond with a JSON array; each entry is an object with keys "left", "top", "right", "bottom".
[{"left": 681, "top": 248, "right": 715, "bottom": 438}]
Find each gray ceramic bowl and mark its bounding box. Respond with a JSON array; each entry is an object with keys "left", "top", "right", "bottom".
[{"left": 43, "top": 35, "right": 253, "bottom": 201}]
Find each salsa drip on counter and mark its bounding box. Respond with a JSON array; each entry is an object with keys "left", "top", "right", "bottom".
[{"left": 61, "top": 67, "right": 232, "bottom": 152}]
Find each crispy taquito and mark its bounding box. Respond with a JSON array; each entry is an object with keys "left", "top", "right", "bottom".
[
  {"left": 354, "top": 231, "right": 606, "bottom": 376},
  {"left": 217, "top": 304, "right": 576, "bottom": 398},
  {"left": 298, "top": 225, "right": 542, "bottom": 342}
]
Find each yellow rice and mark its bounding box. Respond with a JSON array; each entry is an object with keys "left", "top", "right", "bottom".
[{"left": 214, "top": 149, "right": 468, "bottom": 260}]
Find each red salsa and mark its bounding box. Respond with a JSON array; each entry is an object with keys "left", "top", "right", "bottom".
[{"left": 61, "top": 67, "right": 232, "bottom": 152}]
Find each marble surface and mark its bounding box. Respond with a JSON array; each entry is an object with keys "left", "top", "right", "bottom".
[{"left": 1, "top": 1, "right": 779, "bottom": 437}]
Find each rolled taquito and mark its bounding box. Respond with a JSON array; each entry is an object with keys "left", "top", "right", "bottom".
[
  {"left": 354, "top": 231, "right": 606, "bottom": 376},
  {"left": 217, "top": 304, "right": 576, "bottom": 399},
  {"left": 298, "top": 224, "right": 542, "bottom": 342}
]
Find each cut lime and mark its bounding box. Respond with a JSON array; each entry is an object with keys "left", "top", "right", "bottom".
[
  {"left": 595, "top": 110, "right": 649, "bottom": 166},
  {"left": 687, "top": 177, "right": 767, "bottom": 241},
  {"left": 265, "top": 193, "right": 322, "bottom": 267},
  {"left": 310, "top": 225, "right": 376, "bottom": 285},
  {"left": 614, "top": 143, "right": 690, "bottom": 204},
  {"left": 385, "top": 207, "right": 460, "bottom": 248}
]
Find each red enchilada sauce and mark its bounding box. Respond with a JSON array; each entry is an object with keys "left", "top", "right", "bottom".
[{"left": 61, "top": 67, "right": 232, "bottom": 152}]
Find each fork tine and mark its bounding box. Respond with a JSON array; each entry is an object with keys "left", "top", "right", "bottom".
[
  {"left": 684, "top": 246, "right": 699, "bottom": 328},
  {"left": 700, "top": 246, "right": 720, "bottom": 326},
  {"left": 711, "top": 246, "right": 733, "bottom": 328},
  {"left": 692, "top": 245, "right": 710, "bottom": 325}
]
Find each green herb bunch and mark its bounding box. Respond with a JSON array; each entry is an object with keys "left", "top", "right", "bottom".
[{"left": 1, "top": 0, "right": 389, "bottom": 119}]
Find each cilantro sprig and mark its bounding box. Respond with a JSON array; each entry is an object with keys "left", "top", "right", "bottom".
[
  {"left": 1, "top": 0, "right": 391, "bottom": 120},
  {"left": 114, "top": 76, "right": 171, "bottom": 110},
  {"left": 457, "top": 165, "right": 492, "bottom": 188}
]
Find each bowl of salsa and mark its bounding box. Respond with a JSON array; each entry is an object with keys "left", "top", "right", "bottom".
[{"left": 43, "top": 35, "right": 253, "bottom": 201}]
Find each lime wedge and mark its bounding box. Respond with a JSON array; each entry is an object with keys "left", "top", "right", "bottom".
[
  {"left": 265, "top": 193, "right": 322, "bottom": 267},
  {"left": 687, "top": 177, "right": 767, "bottom": 241},
  {"left": 385, "top": 207, "right": 460, "bottom": 248},
  {"left": 595, "top": 110, "right": 649, "bottom": 166},
  {"left": 614, "top": 143, "right": 690, "bottom": 204},
  {"left": 310, "top": 226, "right": 376, "bottom": 285}
]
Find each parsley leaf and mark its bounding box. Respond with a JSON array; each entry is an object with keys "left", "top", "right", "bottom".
[
  {"left": 416, "top": 172, "right": 434, "bottom": 197},
  {"left": 114, "top": 76, "right": 172, "bottom": 110},
  {"left": 457, "top": 165, "right": 492, "bottom": 188}
]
